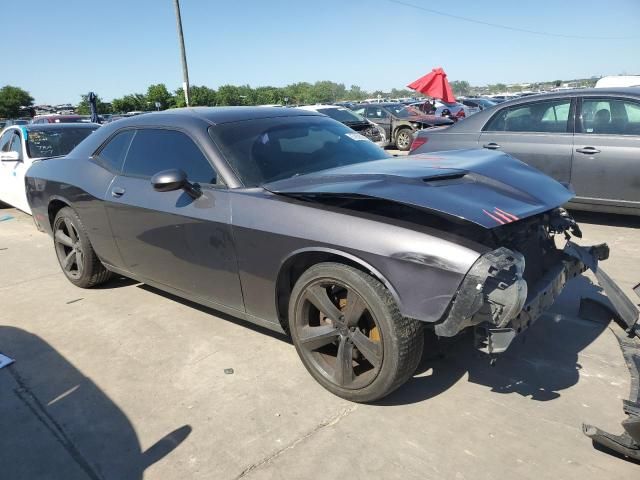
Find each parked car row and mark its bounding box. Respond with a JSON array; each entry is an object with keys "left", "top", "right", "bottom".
[{"left": 410, "top": 87, "right": 640, "bottom": 215}]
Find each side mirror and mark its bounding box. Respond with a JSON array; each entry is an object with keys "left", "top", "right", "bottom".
[
  {"left": 151, "top": 168, "right": 201, "bottom": 198},
  {"left": 0, "top": 151, "right": 20, "bottom": 162}
]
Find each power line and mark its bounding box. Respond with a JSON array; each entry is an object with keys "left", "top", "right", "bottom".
[{"left": 388, "top": 0, "right": 638, "bottom": 40}]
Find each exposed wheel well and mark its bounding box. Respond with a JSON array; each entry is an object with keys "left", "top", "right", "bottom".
[
  {"left": 275, "top": 251, "right": 391, "bottom": 333},
  {"left": 47, "top": 199, "right": 70, "bottom": 227}
]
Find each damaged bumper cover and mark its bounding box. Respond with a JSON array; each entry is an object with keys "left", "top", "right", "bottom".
[
  {"left": 435, "top": 242, "right": 617, "bottom": 354},
  {"left": 435, "top": 238, "right": 640, "bottom": 460}
]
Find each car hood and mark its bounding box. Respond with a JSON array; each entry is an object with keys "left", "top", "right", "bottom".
[{"left": 263, "top": 149, "right": 574, "bottom": 229}]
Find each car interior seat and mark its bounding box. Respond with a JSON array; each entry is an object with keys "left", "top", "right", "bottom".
[{"left": 593, "top": 109, "right": 611, "bottom": 133}]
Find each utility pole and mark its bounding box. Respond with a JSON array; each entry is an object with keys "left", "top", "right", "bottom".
[{"left": 173, "top": 0, "right": 190, "bottom": 106}]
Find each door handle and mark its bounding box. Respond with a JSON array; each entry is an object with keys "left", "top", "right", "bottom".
[
  {"left": 576, "top": 147, "right": 601, "bottom": 154},
  {"left": 482, "top": 142, "right": 501, "bottom": 150},
  {"left": 111, "top": 187, "right": 126, "bottom": 198}
]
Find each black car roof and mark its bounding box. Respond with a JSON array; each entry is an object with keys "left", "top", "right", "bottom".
[{"left": 110, "top": 107, "right": 323, "bottom": 128}]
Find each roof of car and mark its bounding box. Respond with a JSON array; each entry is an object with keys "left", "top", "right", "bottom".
[
  {"left": 24, "top": 123, "right": 99, "bottom": 130},
  {"left": 2, "top": 123, "right": 98, "bottom": 133},
  {"left": 297, "top": 105, "right": 345, "bottom": 112},
  {"left": 497, "top": 87, "right": 640, "bottom": 106},
  {"left": 123, "top": 106, "right": 323, "bottom": 126}
]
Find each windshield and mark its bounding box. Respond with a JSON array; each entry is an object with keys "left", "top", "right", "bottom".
[
  {"left": 384, "top": 104, "right": 412, "bottom": 118},
  {"left": 209, "top": 116, "right": 389, "bottom": 187},
  {"left": 316, "top": 108, "right": 366, "bottom": 124},
  {"left": 26, "top": 127, "right": 97, "bottom": 158}
]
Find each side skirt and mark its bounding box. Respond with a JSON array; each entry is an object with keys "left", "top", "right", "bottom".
[{"left": 103, "top": 265, "right": 286, "bottom": 335}]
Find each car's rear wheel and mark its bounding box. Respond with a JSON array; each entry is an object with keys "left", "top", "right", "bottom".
[
  {"left": 395, "top": 128, "right": 413, "bottom": 151},
  {"left": 288, "top": 263, "right": 424, "bottom": 402},
  {"left": 53, "top": 207, "right": 112, "bottom": 288}
]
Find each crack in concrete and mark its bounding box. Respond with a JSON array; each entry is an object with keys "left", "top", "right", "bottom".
[
  {"left": 9, "top": 367, "right": 103, "bottom": 480},
  {"left": 234, "top": 404, "right": 358, "bottom": 479}
]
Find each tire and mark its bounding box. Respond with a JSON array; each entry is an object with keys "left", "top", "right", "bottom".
[
  {"left": 53, "top": 207, "right": 112, "bottom": 288},
  {"left": 288, "top": 262, "right": 424, "bottom": 402},
  {"left": 395, "top": 128, "right": 413, "bottom": 151}
]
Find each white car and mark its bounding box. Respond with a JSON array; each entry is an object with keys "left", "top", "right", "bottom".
[
  {"left": 0, "top": 124, "right": 98, "bottom": 213},
  {"left": 298, "top": 105, "right": 387, "bottom": 146}
]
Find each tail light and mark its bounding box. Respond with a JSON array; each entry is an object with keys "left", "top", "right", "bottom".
[
  {"left": 456, "top": 109, "right": 466, "bottom": 118},
  {"left": 410, "top": 136, "right": 428, "bottom": 152}
]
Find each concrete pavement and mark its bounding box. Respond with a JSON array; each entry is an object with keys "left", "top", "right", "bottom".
[{"left": 0, "top": 206, "right": 638, "bottom": 479}]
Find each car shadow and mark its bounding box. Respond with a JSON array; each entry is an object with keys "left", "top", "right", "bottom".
[
  {"left": 136, "top": 284, "right": 290, "bottom": 343},
  {"left": 0, "top": 326, "right": 191, "bottom": 479},
  {"left": 377, "top": 275, "right": 614, "bottom": 406}
]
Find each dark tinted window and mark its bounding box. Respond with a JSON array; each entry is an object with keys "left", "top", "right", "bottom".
[
  {"left": 0, "top": 131, "right": 12, "bottom": 151},
  {"left": 26, "top": 127, "right": 97, "bottom": 158},
  {"left": 580, "top": 98, "right": 640, "bottom": 135},
  {"left": 209, "top": 116, "right": 389, "bottom": 187},
  {"left": 484, "top": 99, "right": 571, "bottom": 133},
  {"left": 122, "top": 129, "right": 216, "bottom": 184},
  {"left": 95, "top": 130, "right": 134, "bottom": 172}
]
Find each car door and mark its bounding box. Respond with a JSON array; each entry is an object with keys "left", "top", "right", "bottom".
[
  {"left": 0, "top": 129, "right": 31, "bottom": 212},
  {"left": 478, "top": 98, "right": 575, "bottom": 184},
  {"left": 569, "top": 96, "right": 640, "bottom": 211},
  {"left": 105, "top": 127, "right": 244, "bottom": 311}
]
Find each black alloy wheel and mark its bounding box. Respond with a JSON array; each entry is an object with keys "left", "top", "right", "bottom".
[
  {"left": 52, "top": 207, "right": 112, "bottom": 288},
  {"left": 294, "top": 278, "right": 383, "bottom": 390},
  {"left": 54, "top": 216, "right": 84, "bottom": 280},
  {"left": 289, "top": 263, "right": 424, "bottom": 402}
]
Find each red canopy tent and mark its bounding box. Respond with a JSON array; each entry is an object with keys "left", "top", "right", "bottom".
[{"left": 407, "top": 67, "right": 456, "bottom": 103}]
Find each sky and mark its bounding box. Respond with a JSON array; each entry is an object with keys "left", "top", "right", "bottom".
[{"left": 6, "top": 0, "right": 640, "bottom": 104}]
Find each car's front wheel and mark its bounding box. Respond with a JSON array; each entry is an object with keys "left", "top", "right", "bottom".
[
  {"left": 395, "top": 128, "right": 414, "bottom": 151},
  {"left": 53, "top": 207, "right": 112, "bottom": 288},
  {"left": 288, "top": 263, "right": 424, "bottom": 402}
]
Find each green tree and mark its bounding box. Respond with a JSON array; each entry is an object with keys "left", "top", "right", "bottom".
[
  {"left": 146, "top": 83, "right": 174, "bottom": 110},
  {"left": 554, "top": 80, "right": 562, "bottom": 87},
  {"left": 0, "top": 85, "right": 34, "bottom": 118},
  {"left": 345, "top": 85, "right": 366, "bottom": 101},
  {"left": 75, "top": 93, "right": 112, "bottom": 115},
  {"left": 111, "top": 93, "right": 146, "bottom": 113},
  {"left": 253, "top": 86, "right": 284, "bottom": 105},
  {"left": 216, "top": 85, "right": 243, "bottom": 105},
  {"left": 174, "top": 85, "right": 218, "bottom": 107},
  {"left": 449, "top": 80, "right": 471, "bottom": 96}
]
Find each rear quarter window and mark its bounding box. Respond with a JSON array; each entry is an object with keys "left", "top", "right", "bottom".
[{"left": 94, "top": 130, "right": 135, "bottom": 173}]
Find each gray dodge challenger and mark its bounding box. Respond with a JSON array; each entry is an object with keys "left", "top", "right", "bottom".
[{"left": 24, "top": 108, "right": 639, "bottom": 416}]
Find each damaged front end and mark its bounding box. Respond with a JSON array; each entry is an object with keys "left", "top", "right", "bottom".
[
  {"left": 436, "top": 207, "right": 637, "bottom": 355},
  {"left": 435, "top": 208, "right": 640, "bottom": 461},
  {"left": 434, "top": 208, "right": 596, "bottom": 354}
]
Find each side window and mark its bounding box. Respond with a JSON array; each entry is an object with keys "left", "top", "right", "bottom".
[
  {"left": 122, "top": 129, "right": 217, "bottom": 184},
  {"left": 353, "top": 107, "right": 365, "bottom": 116},
  {"left": 0, "top": 131, "right": 12, "bottom": 152},
  {"left": 9, "top": 132, "right": 22, "bottom": 156},
  {"left": 581, "top": 98, "right": 640, "bottom": 135},
  {"left": 485, "top": 99, "right": 571, "bottom": 133},
  {"left": 95, "top": 130, "right": 134, "bottom": 173}
]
